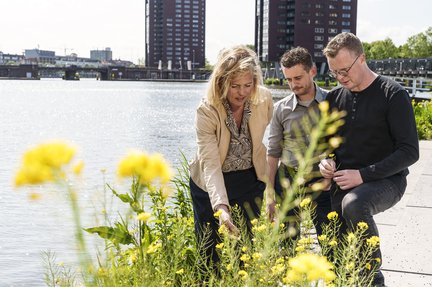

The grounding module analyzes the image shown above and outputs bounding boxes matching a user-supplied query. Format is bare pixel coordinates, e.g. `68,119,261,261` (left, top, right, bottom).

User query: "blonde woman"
189,45,273,265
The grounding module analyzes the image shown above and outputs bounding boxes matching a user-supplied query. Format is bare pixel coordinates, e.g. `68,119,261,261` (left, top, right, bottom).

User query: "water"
0,79,207,286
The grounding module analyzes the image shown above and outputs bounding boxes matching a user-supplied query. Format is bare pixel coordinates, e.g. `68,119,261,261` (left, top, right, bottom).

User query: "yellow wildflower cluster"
366,236,380,247
215,243,224,249
284,253,336,283
238,270,248,279
137,212,151,223
357,221,368,230
15,141,79,187
146,241,162,254
299,197,312,208
117,151,172,185
327,211,339,221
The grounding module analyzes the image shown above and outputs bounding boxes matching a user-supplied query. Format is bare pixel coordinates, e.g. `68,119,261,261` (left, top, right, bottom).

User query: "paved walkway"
375,140,432,286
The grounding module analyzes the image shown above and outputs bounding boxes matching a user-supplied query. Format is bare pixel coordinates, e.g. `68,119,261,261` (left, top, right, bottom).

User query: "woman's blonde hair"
206,45,264,106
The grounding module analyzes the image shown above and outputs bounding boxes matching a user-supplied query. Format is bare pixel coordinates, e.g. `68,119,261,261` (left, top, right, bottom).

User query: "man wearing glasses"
319,32,419,286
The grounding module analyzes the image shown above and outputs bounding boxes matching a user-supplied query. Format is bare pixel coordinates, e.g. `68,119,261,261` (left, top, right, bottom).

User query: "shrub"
413,100,432,140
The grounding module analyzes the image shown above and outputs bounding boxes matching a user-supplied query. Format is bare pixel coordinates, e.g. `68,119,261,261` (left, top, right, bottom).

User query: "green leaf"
84,225,134,245
112,189,134,204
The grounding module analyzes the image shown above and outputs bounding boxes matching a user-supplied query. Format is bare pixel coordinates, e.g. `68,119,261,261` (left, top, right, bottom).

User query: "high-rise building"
255,0,357,73
145,0,205,69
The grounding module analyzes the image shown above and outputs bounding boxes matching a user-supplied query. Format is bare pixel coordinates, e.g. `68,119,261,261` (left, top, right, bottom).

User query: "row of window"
175,0,201,3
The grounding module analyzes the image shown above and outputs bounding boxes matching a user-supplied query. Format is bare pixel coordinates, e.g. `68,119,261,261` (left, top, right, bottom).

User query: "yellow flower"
72,160,84,175
365,263,372,270
318,234,327,242
23,141,76,168
117,151,173,185
213,210,222,218
295,246,305,252
238,270,248,279
347,232,356,243
175,268,184,275
284,253,336,283
327,211,339,221
240,254,251,262
271,263,285,275
250,218,258,226
241,246,248,252
299,197,311,208
15,141,77,187
366,236,380,247
218,225,228,235
276,257,285,264
252,224,266,233
252,252,262,260
357,222,368,230
319,101,329,113
215,243,224,249
329,240,338,247
137,212,151,223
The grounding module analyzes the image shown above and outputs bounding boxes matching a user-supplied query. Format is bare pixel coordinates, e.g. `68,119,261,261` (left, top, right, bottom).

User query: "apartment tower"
255,0,357,73
145,0,205,69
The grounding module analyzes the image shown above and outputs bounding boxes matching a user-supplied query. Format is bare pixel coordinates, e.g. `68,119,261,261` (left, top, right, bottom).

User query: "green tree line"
363,27,432,59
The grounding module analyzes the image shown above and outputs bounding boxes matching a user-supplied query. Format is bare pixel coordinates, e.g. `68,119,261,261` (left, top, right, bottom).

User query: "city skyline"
0,0,430,65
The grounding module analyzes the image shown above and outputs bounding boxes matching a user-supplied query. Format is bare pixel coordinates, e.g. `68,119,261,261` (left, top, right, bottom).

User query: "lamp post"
192,49,195,80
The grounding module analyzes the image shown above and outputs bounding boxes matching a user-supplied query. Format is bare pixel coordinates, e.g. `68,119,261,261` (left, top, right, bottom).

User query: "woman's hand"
216,205,240,237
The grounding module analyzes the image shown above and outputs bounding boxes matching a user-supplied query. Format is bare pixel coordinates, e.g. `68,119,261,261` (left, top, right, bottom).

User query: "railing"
388,76,432,100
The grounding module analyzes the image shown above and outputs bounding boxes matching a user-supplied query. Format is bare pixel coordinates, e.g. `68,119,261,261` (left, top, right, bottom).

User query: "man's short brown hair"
280,47,314,71
323,32,364,58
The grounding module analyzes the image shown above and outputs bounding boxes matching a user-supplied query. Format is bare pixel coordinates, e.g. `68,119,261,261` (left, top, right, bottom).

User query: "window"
315,36,324,41
342,13,351,18
328,28,338,34
315,27,324,33
342,5,351,10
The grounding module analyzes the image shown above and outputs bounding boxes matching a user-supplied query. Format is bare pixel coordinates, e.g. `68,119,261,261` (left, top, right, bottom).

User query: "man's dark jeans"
331,173,407,285
274,164,332,238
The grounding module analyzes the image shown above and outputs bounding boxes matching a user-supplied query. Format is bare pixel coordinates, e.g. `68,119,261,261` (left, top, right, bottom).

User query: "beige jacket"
190,86,273,210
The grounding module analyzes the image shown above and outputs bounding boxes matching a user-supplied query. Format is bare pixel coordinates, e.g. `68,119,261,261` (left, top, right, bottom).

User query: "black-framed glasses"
328,54,361,78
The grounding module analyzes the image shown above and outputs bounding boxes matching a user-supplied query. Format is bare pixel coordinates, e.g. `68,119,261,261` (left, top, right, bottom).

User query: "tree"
368,38,398,59
405,27,432,58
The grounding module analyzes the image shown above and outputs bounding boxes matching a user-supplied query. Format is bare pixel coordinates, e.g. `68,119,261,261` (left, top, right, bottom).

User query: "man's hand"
216,205,240,237
333,169,363,190
319,158,336,179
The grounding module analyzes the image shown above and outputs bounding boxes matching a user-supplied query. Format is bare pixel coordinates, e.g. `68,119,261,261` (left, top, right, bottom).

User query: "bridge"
0,64,211,81
368,58,432,79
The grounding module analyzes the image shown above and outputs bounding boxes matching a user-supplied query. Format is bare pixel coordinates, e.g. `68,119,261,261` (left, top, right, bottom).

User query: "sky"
0,0,430,65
